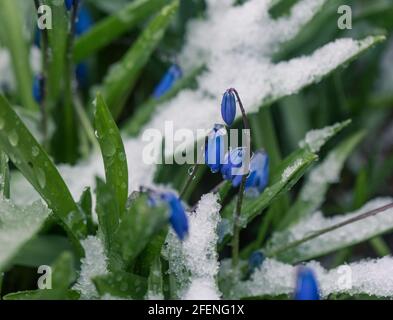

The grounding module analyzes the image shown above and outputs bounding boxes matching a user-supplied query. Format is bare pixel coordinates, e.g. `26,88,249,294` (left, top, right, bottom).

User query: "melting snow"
164,193,222,300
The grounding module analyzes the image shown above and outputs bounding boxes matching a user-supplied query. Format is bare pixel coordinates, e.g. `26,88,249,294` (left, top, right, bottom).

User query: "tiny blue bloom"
294,266,320,300
76,6,93,36
248,251,265,274
205,124,227,173
245,150,269,196
221,147,247,187
161,192,189,240
64,0,74,11
153,65,183,99
221,89,236,126
32,74,44,104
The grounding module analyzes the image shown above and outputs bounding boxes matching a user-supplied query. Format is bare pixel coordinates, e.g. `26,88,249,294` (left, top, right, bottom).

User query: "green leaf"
95,178,122,271
278,130,366,230
94,93,128,213
12,235,72,267
0,151,10,198
0,199,50,272
78,187,95,234
94,271,147,299
113,194,168,268
0,0,36,110
218,148,317,247
122,65,204,136
146,256,164,299
0,95,86,251
4,252,78,300
74,0,168,62
99,0,179,119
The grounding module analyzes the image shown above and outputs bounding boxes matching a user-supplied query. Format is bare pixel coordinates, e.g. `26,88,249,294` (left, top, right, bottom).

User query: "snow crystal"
164,193,222,300
231,256,393,299
266,198,393,263
299,122,348,153
0,199,50,270
281,159,304,181
73,236,108,300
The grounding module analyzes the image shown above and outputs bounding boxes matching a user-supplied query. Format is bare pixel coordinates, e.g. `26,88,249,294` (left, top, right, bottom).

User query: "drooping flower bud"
221,89,236,126
153,65,182,99
205,124,227,173
294,266,320,300
161,192,189,241
32,74,45,104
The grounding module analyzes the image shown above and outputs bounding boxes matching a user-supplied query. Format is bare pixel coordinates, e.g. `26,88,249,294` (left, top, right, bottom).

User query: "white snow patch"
164,193,222,300
231,256,393,299
266,198,393,263
73,236,108,300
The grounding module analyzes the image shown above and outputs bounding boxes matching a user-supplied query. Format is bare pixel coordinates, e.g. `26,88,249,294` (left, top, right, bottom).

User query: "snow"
265,198,393,263
164,193,222,300
73,236,108,300
0,198,50,271
281,159,304,181
230,256,393,299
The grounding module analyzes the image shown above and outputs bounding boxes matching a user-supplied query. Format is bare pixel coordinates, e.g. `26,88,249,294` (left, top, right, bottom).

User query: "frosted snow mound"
164,193,222,300
265,198,393,263
0,198,50,271
231,256,393,299
73,236,108,300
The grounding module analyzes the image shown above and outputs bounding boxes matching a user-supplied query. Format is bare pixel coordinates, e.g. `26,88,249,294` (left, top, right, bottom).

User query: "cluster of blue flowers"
205,89,270,196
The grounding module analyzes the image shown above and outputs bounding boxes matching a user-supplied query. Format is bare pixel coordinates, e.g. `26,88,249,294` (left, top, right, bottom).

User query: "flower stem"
266,202,393,258
229,89,251,269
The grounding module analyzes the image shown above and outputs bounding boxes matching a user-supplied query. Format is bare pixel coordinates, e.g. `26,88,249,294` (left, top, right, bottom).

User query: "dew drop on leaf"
8,130,19,146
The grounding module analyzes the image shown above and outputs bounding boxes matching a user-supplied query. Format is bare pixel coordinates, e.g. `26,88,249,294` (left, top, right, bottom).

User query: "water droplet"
35,167,46,189
188,166,195,176
102,142,116,157
32,146,39,157
8,130,19,146
94,130,100,138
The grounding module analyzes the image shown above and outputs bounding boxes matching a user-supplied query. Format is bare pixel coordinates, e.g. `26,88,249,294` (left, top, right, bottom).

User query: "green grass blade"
74,0,168,62
0,151,10,198
94,93,128,213
0,95,86,248
99,0,179,119
0,0,36,110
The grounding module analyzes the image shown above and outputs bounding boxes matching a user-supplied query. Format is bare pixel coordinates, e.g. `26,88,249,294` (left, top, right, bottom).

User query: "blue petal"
294,267,320,300
76,6,93,36
221,90,236,126
64,0,73,11
205,124,226,173
162,193,189,240
248,251,265,273
153,65,182,99
32,75,44,103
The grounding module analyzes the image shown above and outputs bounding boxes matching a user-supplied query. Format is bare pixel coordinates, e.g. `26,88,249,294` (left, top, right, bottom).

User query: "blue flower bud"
221,147,248,187
153,65,182,99
221,89,236,126
161,192,189,241
64,0,74,11
32,74,44,104
248,251,265,274
205,124,226,173
294,266,320,300
245,150,269,196
76,6,93,36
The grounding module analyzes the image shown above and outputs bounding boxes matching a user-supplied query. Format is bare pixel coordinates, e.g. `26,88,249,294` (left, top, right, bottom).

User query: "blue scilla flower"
76,6,93,36
221,147,248,187
153,65,183,99
161,192,189,241
64,0,75,11
32,74,44,104
205,124,227,173
294,266,320,300
245,150,269,196
221,89,236,126
248,251,265,274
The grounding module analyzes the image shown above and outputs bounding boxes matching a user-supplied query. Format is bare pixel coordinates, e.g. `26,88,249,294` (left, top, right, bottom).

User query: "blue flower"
153,65,182,99
161,192,189,241
248,251,265,274
64,0,75,11
221,89,236,126
245,150,269,196
205,124,227,173
221,147,248,187
76,6,93,36
32,74,44,104
294,266,320,300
